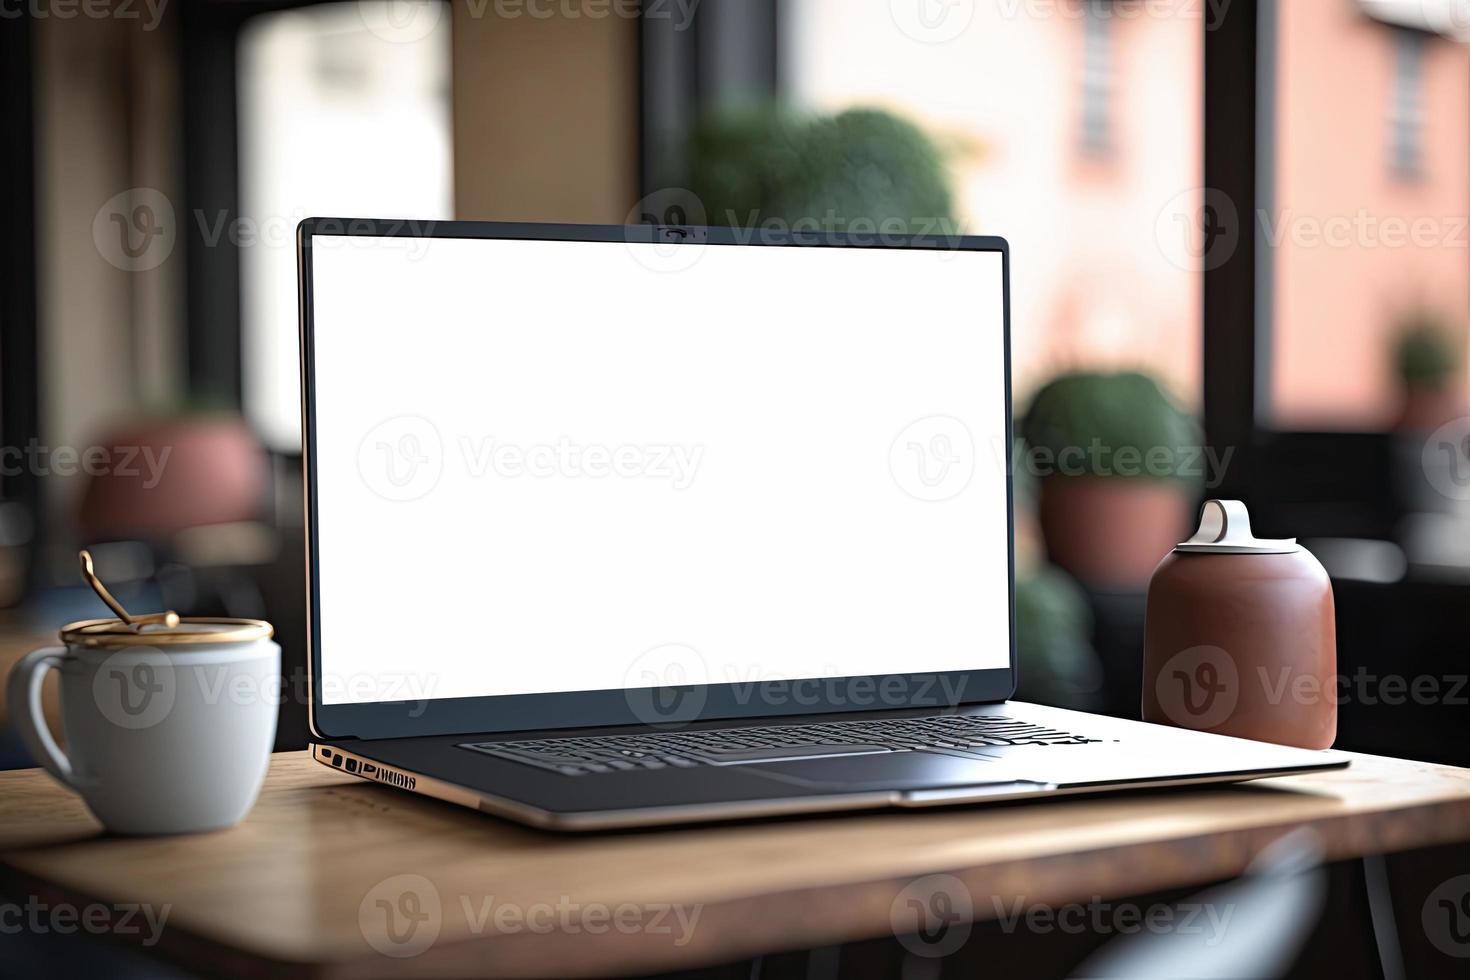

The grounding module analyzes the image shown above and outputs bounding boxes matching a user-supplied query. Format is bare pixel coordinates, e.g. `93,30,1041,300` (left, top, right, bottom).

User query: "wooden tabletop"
1,751,1469,978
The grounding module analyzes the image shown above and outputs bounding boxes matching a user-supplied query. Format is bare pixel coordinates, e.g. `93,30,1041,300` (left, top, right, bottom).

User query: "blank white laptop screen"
308,235,1010,705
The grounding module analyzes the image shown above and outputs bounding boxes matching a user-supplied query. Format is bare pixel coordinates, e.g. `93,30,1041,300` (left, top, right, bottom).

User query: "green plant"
685,106,953,233
1013,564,1102,711
1020,371,1200,481
1393,312,1460,392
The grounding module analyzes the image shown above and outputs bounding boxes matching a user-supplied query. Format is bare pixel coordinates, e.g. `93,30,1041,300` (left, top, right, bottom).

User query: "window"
1389,29,1426,179
1080,1,1114,156
783,0,1203,407
1268,1,1469,429
237,1,453,451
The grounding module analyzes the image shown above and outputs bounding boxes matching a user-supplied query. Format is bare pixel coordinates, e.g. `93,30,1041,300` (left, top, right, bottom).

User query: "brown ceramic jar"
1142,500,1337,750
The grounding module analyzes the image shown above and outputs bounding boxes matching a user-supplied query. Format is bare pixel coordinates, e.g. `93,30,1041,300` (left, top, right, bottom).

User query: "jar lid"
59,549,273,647
1174,499,1299,555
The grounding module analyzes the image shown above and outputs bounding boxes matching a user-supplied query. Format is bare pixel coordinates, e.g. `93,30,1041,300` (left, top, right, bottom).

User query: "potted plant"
1392,311,1464,432
1012,464,1103,710
1013,563,1103,711
1388,312,1470,520
1020,371,1201,590
686,106,953,233
77,409,268,543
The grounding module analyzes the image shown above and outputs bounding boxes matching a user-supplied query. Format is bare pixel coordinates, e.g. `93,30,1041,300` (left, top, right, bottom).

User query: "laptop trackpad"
747,751,1025,791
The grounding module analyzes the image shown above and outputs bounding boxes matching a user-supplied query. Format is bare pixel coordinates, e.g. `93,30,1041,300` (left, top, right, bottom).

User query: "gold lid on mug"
59,551,273,648
60,617,273,648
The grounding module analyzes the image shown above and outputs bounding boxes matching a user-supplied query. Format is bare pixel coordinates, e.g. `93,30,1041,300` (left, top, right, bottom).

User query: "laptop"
297,218,1347,831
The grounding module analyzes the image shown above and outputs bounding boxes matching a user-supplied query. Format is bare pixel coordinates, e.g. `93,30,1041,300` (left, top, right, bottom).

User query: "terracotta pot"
77,415,267,541
1142,500,1336,750
1036,476,1193,590
1395,386,1467,433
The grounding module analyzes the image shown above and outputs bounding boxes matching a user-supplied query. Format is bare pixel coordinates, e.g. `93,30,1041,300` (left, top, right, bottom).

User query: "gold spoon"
79,550,180,631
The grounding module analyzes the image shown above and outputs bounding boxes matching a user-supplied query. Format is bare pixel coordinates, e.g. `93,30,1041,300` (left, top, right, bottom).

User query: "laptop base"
311,702,1349,832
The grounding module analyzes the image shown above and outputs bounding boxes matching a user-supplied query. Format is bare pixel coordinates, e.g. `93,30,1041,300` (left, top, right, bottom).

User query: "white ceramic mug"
6,619,280,835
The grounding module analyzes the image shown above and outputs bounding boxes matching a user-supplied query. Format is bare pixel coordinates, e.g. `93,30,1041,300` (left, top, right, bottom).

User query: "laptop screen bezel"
298,218,1016,740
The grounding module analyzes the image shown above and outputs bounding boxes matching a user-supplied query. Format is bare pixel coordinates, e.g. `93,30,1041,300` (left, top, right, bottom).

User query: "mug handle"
6,647,88,791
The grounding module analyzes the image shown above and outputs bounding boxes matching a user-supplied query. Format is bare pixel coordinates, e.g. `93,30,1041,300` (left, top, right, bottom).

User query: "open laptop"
298,218,1346,831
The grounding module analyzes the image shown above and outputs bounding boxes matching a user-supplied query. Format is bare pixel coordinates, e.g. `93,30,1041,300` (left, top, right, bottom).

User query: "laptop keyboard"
460,714,1100,777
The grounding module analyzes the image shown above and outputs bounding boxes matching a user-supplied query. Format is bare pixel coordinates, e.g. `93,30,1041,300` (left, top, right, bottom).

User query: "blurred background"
1,0,1468,768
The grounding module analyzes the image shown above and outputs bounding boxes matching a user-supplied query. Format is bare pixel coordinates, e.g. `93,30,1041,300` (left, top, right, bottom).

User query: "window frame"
180,0,328,412
0,10,41,593
639,0,778,192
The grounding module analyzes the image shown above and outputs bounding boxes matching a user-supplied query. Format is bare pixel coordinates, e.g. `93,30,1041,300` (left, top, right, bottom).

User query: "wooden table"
1,751,1469,978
